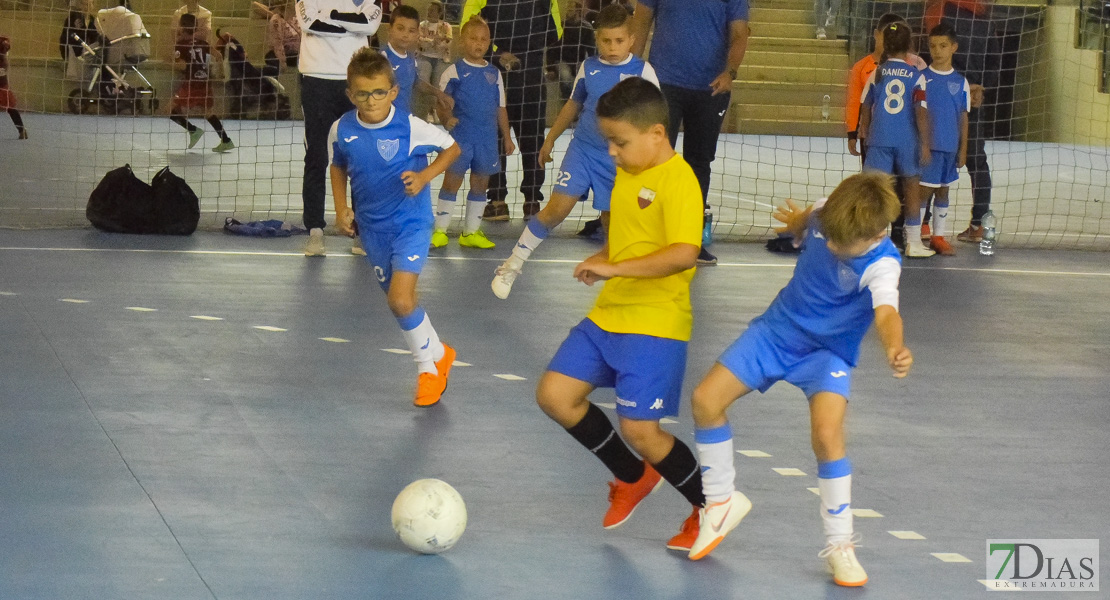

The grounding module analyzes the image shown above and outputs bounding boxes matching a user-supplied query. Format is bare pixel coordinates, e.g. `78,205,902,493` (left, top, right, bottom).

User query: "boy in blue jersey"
859,21,934,258
329,48,462,408
918,23,969,257
490,5,659,299
687,173,914,588
537,78,708,553
431,17,515,250
383,5,452,117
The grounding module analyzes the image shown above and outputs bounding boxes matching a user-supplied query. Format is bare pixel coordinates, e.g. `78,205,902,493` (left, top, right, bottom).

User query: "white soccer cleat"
904,242,935,258
820,534,868,587
491,260,522,299
304,228,326,257
351,237,367,256
688,491,752,560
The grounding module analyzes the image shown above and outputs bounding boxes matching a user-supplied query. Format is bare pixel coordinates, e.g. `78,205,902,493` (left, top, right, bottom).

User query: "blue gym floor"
0,228,1107,599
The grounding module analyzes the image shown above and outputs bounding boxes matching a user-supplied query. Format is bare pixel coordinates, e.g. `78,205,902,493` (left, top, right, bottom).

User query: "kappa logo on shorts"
649,398,664,410
377,138,400,161
830,371,848,378
637,187,656,209
485,71,498,84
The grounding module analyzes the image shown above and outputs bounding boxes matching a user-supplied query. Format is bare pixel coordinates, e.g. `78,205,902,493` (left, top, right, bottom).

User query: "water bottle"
703,211,714,246
979,210,996,256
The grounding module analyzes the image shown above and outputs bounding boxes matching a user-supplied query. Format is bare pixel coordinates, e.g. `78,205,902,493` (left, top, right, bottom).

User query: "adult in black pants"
296,0,382,256
632,0,750,264
467,0,560,221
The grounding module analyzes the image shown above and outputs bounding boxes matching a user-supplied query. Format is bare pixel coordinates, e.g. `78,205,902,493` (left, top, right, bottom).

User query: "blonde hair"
817,173,900,245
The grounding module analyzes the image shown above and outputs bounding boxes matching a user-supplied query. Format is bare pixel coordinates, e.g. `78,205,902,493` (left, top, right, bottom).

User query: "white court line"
125,307,158,312
738,450,772,457
807,487,820,495
932,553,972,563
252,325,287,332
452,361,472,367
772,467,807,476
3,245,1107,277
319,337,350,343
888,530,926,540
596,402,616,409
59,298,89,303
0,291,17,296
852,509,884,518
190,315,224,321
660,417,678,424
493,374,527,381
381,348,411,355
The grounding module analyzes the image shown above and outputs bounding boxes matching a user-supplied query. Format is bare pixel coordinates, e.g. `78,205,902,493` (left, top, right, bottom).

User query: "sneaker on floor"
213,139,235,153
603,462,663,529
820,534,868,587
523,200,541,220
435,342,456,392
956,224,983,243
459,230,496,249
414,371,447,407
431,229,449,248
688,491,752,560
666,506,701,551
482,200,510,222
187,128,204,149
18,129,28,140
904,242,935,258
930,236,956,256
491,260,522,299
351,237,367,256
816,27,827,40
920,223,931,240
697,247,718,265
304,228,326,256
577,218,602,238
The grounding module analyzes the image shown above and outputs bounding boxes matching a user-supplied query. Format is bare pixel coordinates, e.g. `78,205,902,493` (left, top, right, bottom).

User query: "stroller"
67,6,157,115
216,30,291,120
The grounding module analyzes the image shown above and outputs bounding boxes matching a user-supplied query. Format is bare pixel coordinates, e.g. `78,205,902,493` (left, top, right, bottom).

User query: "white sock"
464,191,485,235
694,423,736,504
919,205,928,225
435,190,457,231
818,458,853,544
397,308,444,374
904,224,922,246
511,218,551,265
933,198,949,238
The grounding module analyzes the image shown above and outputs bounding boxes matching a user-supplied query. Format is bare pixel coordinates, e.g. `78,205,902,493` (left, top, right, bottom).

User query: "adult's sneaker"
697,247,718,265
213,139,235,153
187,128,204,149
482,200,510,222
459,230,496,249
491,260,522,299
820,534,868,587
666,506,701,551
603,462,663,529
956,224,983,243
688,491,752,560
304,228,326,257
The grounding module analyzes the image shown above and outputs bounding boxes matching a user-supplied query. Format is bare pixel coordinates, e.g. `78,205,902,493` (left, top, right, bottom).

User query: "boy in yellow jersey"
535,77,706,552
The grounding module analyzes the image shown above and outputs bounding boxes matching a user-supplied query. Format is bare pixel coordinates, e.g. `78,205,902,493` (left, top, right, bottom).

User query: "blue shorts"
448,134,500,177
864,144,920,178
555,141,615,211
358,226,432,290
717,320,853,399
920,150,959,188
547,318,687,420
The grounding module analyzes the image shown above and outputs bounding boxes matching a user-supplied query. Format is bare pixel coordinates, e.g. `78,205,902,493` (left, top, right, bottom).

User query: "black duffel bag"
151,166,199,235
86,165,199,235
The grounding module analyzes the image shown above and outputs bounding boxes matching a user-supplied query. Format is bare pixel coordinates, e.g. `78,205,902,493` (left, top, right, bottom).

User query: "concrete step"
753,0,812,11
733,103,845,123
731,119,845,137
733,81,847,107
742,50,851,70
749,7,812,25
748,37,848,52
737,64,845,85
752,21,823,40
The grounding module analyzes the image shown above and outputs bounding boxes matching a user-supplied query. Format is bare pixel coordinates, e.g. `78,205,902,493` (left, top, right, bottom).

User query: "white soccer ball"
391,479,467,554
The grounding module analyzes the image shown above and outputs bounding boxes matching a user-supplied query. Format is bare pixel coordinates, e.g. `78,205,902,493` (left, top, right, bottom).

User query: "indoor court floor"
0,228,1106,599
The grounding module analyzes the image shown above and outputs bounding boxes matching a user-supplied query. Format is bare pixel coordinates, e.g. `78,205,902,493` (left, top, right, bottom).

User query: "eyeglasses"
350,88,392,103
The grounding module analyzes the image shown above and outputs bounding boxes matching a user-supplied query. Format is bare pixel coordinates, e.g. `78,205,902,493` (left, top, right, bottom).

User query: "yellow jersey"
587,154,703,341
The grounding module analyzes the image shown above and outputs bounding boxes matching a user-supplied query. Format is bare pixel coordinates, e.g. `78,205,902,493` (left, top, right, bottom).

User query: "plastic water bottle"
979,210,996,256
703,211,714,246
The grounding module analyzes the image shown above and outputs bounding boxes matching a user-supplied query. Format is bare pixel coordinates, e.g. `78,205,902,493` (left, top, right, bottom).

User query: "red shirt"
0,50,9,90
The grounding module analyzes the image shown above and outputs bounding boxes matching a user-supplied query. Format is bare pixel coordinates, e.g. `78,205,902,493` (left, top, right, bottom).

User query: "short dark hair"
595,3,631,31
875,12,905,31
881,21,911,55
348,46,397,85
391,4,420,24
179,12,197,28
596,77,668,133
929,22,958,44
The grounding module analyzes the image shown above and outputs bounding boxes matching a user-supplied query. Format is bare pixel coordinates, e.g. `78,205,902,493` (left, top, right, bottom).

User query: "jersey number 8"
883,79,906,115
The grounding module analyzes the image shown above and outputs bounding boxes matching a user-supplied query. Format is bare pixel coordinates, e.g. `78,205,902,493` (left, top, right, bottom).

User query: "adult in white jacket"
297,0,382,256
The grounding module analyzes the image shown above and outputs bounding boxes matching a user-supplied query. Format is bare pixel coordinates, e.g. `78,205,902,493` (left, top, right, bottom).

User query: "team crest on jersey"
837,262,857,290
948,81,961,95
637,187,656,209
377,138,400,161
485,71,498,84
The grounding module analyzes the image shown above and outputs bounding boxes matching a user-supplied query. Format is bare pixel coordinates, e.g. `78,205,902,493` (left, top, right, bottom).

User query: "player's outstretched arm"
575,242,698,285
402,142,461,196
772,198,812,240
874,304,912,378
330,164,354,236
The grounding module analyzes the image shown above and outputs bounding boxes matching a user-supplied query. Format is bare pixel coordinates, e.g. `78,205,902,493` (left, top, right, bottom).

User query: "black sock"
653,439,705,507
565,402,644,484
170,115,197,132
8,109,24,131
206,116,230,142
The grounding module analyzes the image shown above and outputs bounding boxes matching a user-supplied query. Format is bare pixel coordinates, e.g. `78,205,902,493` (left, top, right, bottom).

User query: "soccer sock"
652,438,706,507
904,211,922,246
206,116,231,142
933,194,950,238
435,189,457,231
694,423,736,504
170,115,197,132
464,191,486,234
565,402,645,484
8,109,24,132
817,457,854,544
508,218,550,269
396,306,444,375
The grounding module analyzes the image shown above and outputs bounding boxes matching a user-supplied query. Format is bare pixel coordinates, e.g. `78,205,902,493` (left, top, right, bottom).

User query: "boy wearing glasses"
328,47,462,407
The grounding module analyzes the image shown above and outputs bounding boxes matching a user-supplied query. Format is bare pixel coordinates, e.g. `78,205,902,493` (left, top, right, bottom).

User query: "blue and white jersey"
570,55,659,152
438,58,505,143
383,42,418,114
924,66,969,153
328,106,455,232
638,0,749,90
756,200,902,366
862,58,927,149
